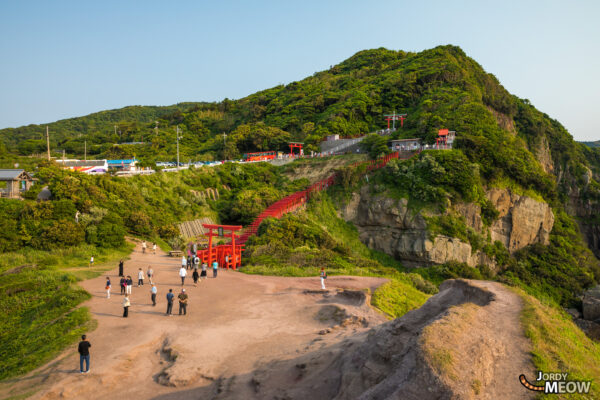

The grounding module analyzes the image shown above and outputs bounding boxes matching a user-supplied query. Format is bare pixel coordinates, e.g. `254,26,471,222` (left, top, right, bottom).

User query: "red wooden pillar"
231,232,237,270
207,228,214,265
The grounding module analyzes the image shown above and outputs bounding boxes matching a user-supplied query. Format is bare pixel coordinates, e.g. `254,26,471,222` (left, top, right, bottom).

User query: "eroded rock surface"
486,188,554,252
344,186,553,267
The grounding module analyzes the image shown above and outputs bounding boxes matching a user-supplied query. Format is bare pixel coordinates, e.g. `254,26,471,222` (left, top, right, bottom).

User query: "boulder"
582,285,600,322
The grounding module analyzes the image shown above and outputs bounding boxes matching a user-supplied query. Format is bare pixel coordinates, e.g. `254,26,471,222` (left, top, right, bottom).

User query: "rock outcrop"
486,188,554,253
343,186,554,268
583,285,600,322
535,135,554,174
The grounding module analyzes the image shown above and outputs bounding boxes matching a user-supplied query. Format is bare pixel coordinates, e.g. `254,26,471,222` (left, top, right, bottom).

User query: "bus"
242,151,277,162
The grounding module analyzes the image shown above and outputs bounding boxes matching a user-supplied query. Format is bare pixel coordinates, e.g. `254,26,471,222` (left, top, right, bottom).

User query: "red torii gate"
383,112,407,129
197,224,244,270
289,142,303,157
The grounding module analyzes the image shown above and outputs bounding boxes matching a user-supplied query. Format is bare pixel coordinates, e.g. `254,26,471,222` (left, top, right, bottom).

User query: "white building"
390,138,421,151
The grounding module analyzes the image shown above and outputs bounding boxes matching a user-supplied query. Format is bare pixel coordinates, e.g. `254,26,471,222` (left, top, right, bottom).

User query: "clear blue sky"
1,1,599,140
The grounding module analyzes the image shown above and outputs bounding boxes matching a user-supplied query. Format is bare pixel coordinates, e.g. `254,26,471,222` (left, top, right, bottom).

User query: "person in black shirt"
78,335,91,373
118,259,124,277
166,289,174,316
120,277,126,295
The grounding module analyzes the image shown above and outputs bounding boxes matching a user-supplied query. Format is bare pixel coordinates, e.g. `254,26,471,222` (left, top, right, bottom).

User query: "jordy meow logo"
519,371,592,394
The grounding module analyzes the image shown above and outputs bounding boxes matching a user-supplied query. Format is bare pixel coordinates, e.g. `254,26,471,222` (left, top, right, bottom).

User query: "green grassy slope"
0,243,133,380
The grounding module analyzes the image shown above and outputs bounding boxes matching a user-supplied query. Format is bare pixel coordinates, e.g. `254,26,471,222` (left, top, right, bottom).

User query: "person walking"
78,335,91,373
192,266,199,287
193,255,200,269
320,267,327,290
142,240,147,254
152,243,157,254
179,266,187,286
105,276,111,299
137,268,145,287
120,276,126,295
150,284,157,306
123,295,130,317
118,259,124,277
212,261,218,278
178,289,188,316
181,255,187,270
89,255,94,268
166,289,174,316
126,276,133,294
187,255,192,270
147,266,154,285
200,262,207,280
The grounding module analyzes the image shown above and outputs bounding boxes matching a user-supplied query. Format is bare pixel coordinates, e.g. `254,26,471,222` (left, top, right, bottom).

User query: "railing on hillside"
323,137,365,154
237,150,421,244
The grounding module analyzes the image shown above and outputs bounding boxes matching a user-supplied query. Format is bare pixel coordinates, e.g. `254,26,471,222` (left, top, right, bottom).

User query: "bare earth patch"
0,244,534,399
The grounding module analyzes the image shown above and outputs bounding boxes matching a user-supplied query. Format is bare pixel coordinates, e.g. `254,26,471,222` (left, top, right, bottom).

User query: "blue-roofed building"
107,159,139,171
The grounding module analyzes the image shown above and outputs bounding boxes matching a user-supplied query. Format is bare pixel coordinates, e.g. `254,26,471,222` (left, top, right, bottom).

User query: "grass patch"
420,303,479,383
371,279,431,318
488,176,545,203
513,287,600,399
0,242,133,381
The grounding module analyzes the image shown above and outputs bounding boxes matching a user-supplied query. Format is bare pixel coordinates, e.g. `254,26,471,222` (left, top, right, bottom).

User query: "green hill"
2,45,600,383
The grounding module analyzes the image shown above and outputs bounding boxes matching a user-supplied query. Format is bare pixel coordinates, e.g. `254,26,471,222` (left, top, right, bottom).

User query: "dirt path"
0,243,387,400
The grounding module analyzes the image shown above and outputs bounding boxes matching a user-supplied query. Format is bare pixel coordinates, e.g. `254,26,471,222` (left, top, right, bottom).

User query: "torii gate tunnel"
196,224,244,270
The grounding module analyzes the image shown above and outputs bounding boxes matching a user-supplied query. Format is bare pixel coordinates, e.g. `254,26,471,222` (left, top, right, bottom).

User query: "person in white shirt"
320,268,327,290
152,243,157,254
181,256,187,269
150,284,157,306
142,241,147,254
138,268,145,286
179,267,187,286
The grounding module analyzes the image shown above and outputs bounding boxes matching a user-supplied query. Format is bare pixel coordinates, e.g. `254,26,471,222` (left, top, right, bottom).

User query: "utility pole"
223,132,227,146
62,149,65,164
46,126,50,160
176,126,183,171
114,125,117,137
84,140,87,161
155,121,159,135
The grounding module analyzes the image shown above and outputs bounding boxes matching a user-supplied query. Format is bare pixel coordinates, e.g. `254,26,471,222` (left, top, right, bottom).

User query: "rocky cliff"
342,186,554,268
486,188,554,252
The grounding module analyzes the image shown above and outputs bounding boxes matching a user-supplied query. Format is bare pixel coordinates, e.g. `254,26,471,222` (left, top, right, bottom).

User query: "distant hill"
3,45,600,201
581,140,600,148
2,45,599,176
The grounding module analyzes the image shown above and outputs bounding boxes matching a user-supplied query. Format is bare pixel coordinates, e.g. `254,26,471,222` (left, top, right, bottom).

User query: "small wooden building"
0,169,35,199
390,138,421,151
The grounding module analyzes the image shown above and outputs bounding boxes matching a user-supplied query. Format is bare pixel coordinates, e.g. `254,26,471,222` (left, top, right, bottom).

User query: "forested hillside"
4,46,599,172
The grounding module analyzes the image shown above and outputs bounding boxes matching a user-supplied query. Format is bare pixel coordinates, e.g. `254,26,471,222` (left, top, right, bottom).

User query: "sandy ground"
0,243,387,400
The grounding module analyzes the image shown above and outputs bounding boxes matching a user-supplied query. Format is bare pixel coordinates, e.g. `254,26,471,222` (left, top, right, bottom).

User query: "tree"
361,134,389,159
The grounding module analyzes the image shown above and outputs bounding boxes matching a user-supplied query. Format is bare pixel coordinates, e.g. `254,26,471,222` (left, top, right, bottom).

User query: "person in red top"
78,335,91,373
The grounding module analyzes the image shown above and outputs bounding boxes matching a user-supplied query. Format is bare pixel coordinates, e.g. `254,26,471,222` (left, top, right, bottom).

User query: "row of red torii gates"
192,149,423,271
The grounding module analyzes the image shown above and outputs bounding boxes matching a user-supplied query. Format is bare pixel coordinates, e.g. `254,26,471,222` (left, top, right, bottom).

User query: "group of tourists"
104,245,222,319
83,242,332,375
180,255,214,286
